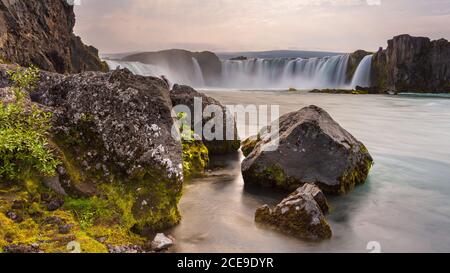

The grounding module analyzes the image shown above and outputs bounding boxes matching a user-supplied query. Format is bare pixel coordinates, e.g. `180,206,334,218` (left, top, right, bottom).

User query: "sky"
73,0,450,54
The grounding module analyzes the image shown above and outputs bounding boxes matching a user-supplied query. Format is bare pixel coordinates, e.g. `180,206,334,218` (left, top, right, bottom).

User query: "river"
170,90,450,253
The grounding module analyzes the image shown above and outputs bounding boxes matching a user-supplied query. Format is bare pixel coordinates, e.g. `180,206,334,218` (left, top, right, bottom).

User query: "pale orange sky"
74,0,450,53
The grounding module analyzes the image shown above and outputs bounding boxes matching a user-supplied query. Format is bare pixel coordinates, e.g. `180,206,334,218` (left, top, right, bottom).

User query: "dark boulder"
255,184,332,241
37,68,184,231
170,84,240,155
242,105,373,195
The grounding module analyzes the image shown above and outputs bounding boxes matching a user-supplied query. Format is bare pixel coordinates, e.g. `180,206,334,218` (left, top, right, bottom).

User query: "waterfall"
105,58,204,88
350,54,373,88
220,55,350,89
105,53,373,90
191,57,205,87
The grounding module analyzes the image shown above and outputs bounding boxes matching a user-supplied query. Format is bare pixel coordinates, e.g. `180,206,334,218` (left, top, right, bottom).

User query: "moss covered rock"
0,176,145,253
242,105,373,195
255,184,332,241
182,140,209,179
241,135,260,157
35,69,184,233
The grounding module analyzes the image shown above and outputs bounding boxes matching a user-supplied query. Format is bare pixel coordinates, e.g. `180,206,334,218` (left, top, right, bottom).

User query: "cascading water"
350,54,373,88
105,53,372,90
105,60,165,77
105,58,205,88
221,55,350,89
191,57,205,87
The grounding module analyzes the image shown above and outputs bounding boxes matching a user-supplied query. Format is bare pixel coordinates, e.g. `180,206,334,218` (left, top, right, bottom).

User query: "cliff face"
347,50,372,83
0,0,105,73
122,49,222,86
372,34,450,92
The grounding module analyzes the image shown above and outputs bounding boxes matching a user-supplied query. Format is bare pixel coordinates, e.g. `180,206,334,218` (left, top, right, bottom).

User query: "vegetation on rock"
0,66,60,180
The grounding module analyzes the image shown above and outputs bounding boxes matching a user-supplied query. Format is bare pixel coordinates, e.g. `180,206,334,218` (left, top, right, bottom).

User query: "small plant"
177,112,195,142
0,66,60,180
6,65,40,102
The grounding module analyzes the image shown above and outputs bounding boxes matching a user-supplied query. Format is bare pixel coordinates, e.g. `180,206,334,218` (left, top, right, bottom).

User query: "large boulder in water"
170,84,240,154
37,68,184,232
242,105,373,195
255,184,332,241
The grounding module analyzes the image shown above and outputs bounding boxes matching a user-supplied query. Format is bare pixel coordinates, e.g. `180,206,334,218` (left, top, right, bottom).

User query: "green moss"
182,140,209,179
338,157,373,195
241,136,260,157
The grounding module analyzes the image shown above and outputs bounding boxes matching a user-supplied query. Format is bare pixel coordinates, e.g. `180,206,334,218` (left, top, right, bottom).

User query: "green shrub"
0,66,60,180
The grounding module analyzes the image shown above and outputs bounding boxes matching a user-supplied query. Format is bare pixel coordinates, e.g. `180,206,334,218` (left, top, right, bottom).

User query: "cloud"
74,0,450,53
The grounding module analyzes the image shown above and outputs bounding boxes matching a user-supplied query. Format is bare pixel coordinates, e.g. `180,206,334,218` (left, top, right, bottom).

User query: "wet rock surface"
242,105,373,194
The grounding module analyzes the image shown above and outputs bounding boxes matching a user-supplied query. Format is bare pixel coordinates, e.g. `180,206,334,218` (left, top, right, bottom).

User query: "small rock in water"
255,184,332,241
151,233,174,251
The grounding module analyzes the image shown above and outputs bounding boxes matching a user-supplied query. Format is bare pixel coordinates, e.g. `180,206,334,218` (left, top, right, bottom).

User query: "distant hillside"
216,50,343,60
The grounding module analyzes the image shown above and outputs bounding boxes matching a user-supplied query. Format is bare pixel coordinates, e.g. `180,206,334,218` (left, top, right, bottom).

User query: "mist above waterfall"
105,51,373,90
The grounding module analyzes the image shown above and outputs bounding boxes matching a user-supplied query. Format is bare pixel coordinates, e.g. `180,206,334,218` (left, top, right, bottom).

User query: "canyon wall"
372,34,450,93
0,0,106,73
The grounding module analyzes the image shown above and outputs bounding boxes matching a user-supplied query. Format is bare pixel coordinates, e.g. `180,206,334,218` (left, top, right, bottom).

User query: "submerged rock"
255,184,332,241
150,233,174,251
242,105,373,194
170,84,240,154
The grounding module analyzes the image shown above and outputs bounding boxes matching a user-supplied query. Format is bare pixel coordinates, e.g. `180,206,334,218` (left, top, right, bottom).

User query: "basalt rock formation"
372,34,450,93
0,0,106,73
242,105,373,195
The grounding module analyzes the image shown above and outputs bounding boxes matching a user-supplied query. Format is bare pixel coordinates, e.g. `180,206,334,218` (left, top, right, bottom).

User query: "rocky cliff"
347,50,372,82
372,34,450,93
0,0,106,73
